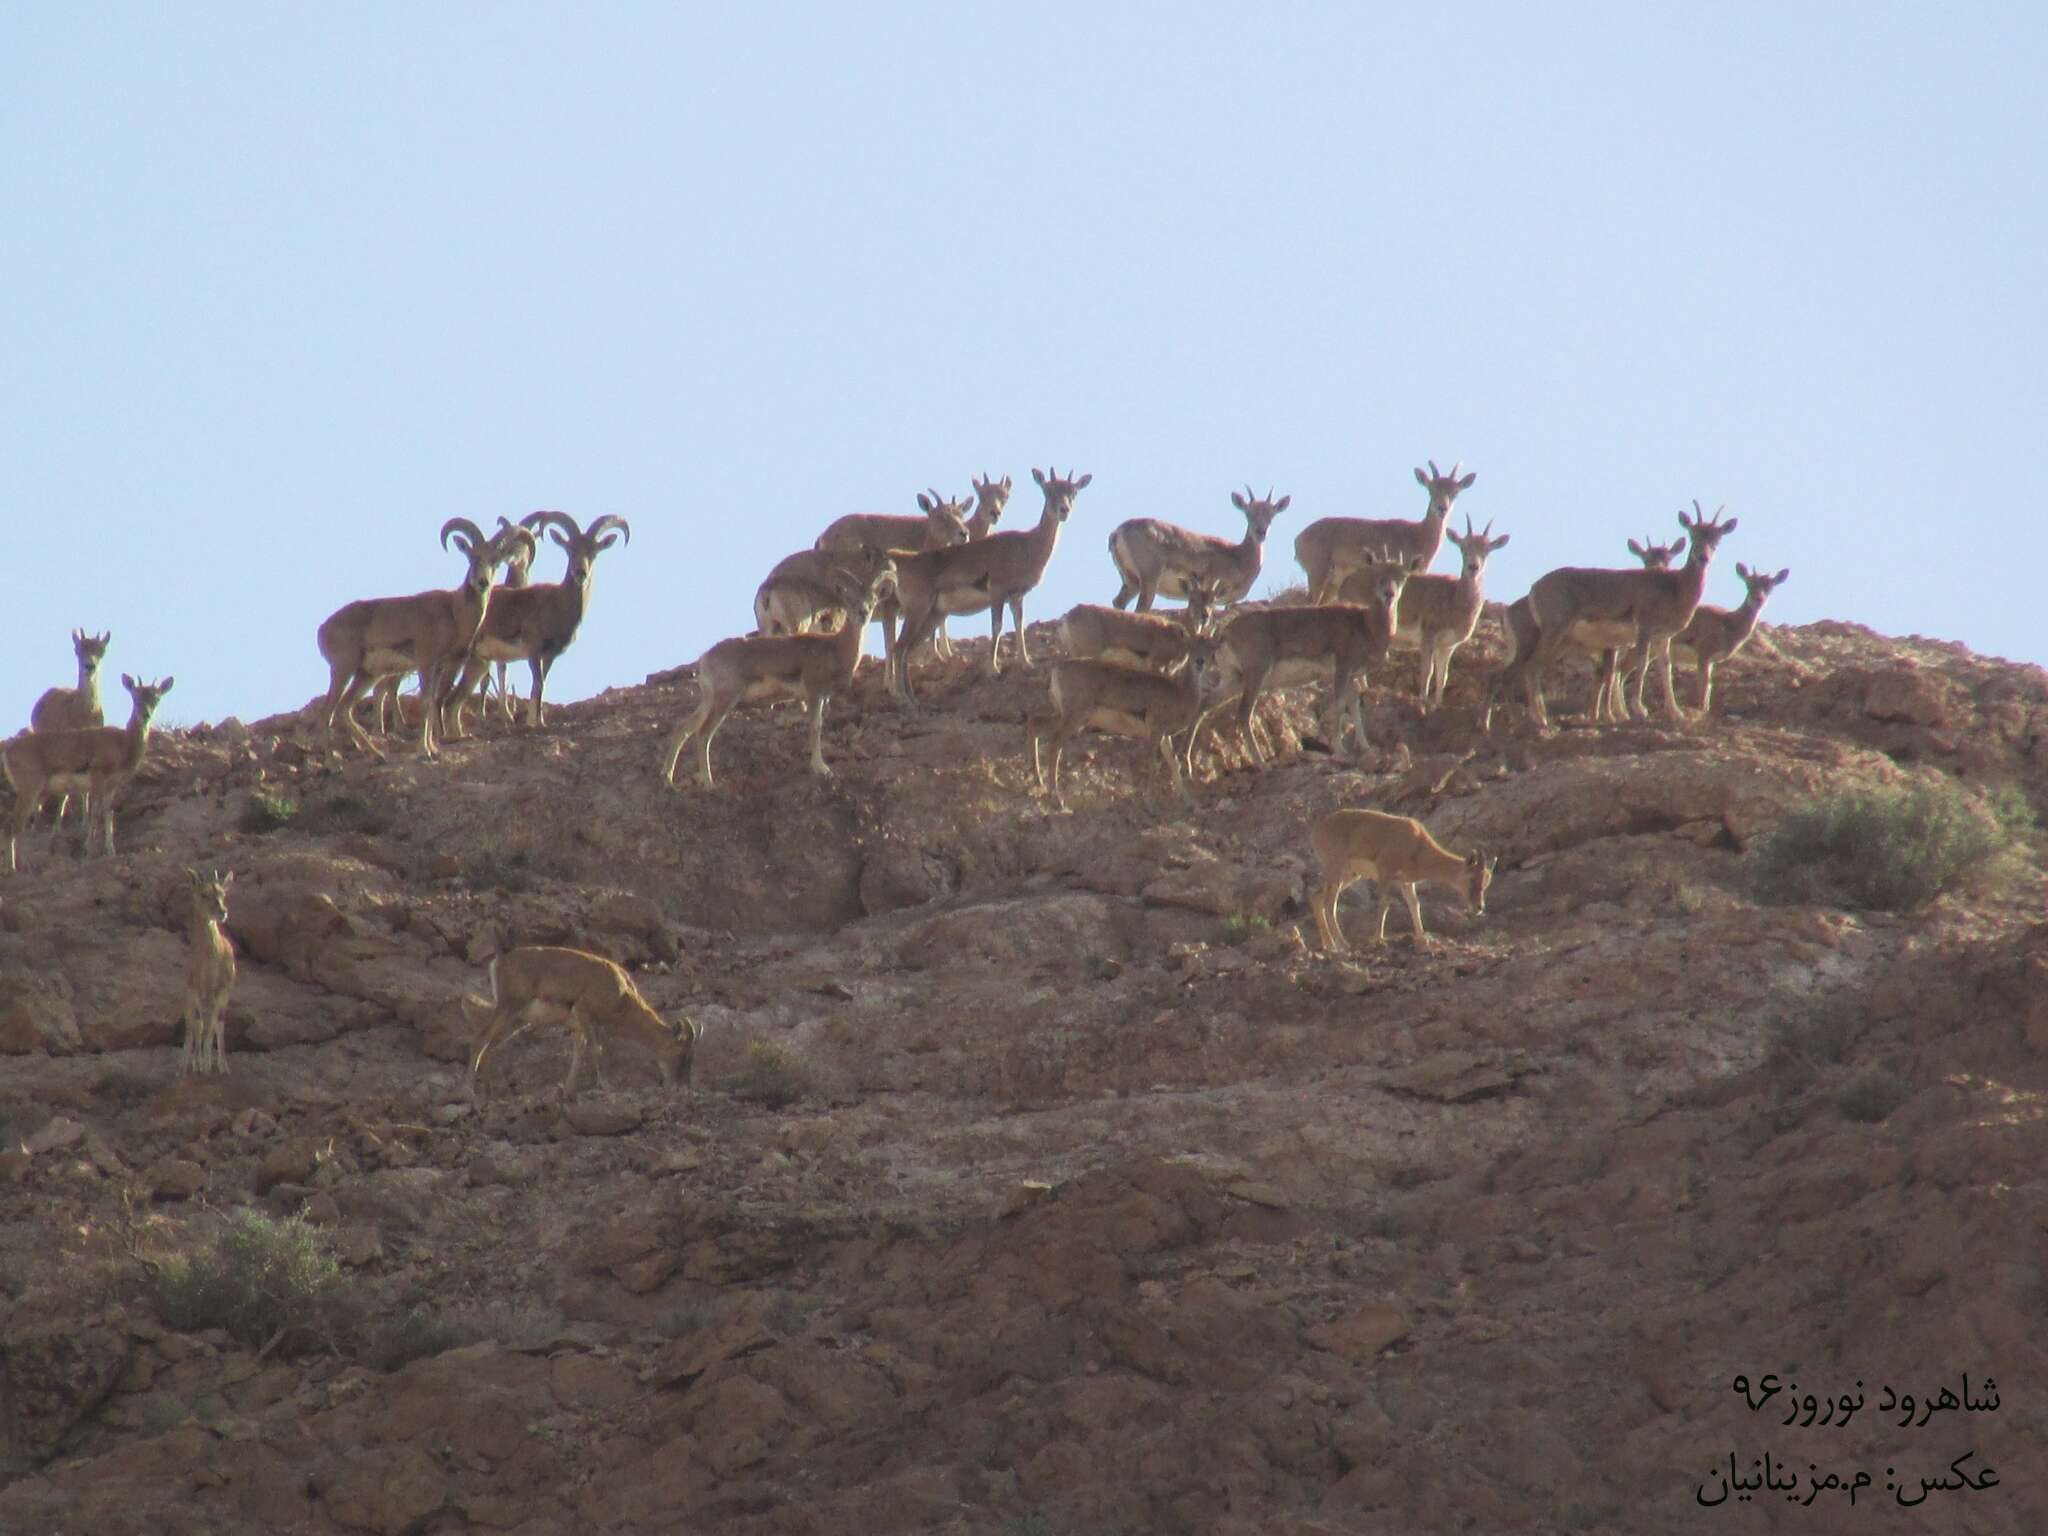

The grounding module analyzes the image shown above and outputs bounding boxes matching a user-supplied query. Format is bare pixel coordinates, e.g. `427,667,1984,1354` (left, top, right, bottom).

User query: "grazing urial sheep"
1309,809,1496,952
466,945,701,1100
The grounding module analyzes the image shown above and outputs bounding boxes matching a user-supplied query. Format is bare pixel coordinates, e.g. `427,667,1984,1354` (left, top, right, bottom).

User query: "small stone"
562,1100,645,1137
995,1181,1056,1220
1224,1181,1292,1210
255,1139,319,1194
335,1227,383,1267
1310,1302,1410,1362
302,1191,342,1226
24,1117,83,1154
146,1159,208,1200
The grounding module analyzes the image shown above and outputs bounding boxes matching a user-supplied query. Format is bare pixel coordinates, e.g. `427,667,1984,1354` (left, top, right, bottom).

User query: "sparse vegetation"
363,1305,479,1372
238,787,299,833
1750,780,2019,912
463,849,537,893
1838,1066,1913,1124
726,1040,811,1108
152,1209,348,1355
1222,912,1272,942
445,1302,562,1353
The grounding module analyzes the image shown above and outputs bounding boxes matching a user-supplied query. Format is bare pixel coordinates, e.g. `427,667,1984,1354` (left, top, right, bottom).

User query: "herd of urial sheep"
3,462,1788,1095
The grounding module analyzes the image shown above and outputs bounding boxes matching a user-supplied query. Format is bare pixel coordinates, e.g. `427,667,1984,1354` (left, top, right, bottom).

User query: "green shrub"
726,1041,810,1109
154,1210,348,1354
1222,913,1273,942
238,788,298,834
1838,1067,1913,1124
1750,782,2013,912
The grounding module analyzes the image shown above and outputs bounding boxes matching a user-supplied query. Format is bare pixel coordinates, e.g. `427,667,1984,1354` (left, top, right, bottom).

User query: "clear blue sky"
5,4,2043,728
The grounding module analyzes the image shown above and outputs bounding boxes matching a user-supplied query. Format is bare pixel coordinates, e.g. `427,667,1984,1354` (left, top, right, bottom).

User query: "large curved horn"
585,514,632,545
440,516,487,553
520,510,582,541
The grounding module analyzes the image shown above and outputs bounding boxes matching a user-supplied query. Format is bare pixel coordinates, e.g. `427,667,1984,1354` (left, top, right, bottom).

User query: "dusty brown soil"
2,614,2045,1535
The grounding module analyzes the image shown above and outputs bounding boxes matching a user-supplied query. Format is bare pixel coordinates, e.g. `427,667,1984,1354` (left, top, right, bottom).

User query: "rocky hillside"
2,614,2045,1535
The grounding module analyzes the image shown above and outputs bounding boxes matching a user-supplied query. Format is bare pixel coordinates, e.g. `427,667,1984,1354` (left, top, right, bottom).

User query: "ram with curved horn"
315,515,534,759
373,511,546,735
447,510,633,733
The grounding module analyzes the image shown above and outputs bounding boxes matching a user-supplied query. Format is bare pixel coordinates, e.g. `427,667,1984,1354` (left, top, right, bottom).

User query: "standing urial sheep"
180,868,236,1075
813,489,973,666
1058,583,1217,673
754,543,896,639
1357,515,1510,708
1670,562,1790,714
1107,485,1288,612
4,674,174,873
1515,501,1737,727
28,627,112,833
466,945,701,1100
1028,634,1226,811
1483,534,1682,731
662,563,895,789
1204,550,1416,765
890,468,1092,703
1309,808,1496,952
374,512,551,735
931,472,1015,657
315,517,535,760
445,510,634,733
1295,461,1476,604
